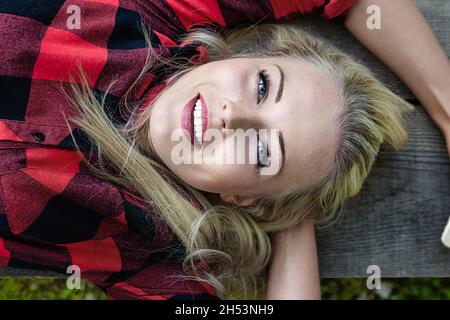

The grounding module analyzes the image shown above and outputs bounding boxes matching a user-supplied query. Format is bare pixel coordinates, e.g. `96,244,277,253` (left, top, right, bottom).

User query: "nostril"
221,104,227,131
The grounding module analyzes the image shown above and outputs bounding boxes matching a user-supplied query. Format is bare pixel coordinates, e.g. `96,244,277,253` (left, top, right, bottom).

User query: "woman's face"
148,57,342,206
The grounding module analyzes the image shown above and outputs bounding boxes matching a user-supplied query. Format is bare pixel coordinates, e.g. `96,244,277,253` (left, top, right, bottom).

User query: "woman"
0,0,449,300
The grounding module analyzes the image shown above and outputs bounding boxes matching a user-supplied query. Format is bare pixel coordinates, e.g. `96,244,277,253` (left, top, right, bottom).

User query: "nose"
221,98,260,130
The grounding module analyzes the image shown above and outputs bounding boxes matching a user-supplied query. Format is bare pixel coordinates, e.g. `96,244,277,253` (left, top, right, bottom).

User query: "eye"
257,69,271,104
256,131,271,172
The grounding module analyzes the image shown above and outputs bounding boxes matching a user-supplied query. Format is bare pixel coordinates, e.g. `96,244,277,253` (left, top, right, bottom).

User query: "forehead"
262,56,343,194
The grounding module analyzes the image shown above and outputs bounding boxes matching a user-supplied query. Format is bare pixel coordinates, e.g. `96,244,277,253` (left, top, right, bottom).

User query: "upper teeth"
193,98,202,145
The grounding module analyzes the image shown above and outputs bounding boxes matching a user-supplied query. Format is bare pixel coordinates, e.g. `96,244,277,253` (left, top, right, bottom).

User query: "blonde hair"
62,22,413,299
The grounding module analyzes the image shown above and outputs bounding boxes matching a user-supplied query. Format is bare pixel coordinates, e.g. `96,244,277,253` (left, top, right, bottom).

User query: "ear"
220,194,255,207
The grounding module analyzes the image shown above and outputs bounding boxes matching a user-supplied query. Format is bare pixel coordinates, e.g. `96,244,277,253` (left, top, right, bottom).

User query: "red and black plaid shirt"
0,0,357,300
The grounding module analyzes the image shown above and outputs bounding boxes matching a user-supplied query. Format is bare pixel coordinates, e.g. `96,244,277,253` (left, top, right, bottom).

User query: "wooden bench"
313,0,450,278
1,0,449,280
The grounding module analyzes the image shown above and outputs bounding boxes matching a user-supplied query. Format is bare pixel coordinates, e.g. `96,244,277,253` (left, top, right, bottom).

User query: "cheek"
172,148,256,192
193,163,256,192
203,64,244,96
149,108,170,156
201,134,258,178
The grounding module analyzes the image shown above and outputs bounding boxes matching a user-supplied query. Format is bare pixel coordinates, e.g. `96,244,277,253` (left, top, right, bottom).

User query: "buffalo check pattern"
0,0,357,300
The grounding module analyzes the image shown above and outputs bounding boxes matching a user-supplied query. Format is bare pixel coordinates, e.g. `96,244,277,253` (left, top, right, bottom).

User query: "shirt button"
32,132,46,142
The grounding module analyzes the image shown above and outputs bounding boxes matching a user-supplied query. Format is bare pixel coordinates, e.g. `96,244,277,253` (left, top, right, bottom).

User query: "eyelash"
256,69,271,171
257,69,271,104
257,133,271,171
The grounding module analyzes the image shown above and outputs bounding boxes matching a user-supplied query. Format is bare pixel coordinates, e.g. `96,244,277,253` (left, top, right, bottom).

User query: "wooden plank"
288,0,450,101
314,0,450,277
316,104,450,277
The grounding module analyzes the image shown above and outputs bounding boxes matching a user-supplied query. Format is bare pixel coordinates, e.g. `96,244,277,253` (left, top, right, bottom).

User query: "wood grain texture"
316,105,450,277
288,0,450,101
1,0,449,279
313,0,450,278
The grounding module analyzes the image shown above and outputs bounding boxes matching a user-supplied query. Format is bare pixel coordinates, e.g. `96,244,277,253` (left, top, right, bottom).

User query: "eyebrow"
274,64,284,103
273,64,285,175
277,130,285,176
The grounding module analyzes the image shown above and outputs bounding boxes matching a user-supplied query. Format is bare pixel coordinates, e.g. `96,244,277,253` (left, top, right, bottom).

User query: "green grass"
0,277,448,300
321,278,450,300
0,277,107,300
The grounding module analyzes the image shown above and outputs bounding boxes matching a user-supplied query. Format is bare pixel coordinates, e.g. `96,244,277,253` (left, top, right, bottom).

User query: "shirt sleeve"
0,147,219,300
135,0,358,41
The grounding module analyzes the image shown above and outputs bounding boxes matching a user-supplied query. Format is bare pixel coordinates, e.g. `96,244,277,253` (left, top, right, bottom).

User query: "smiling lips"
181,93,208,147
